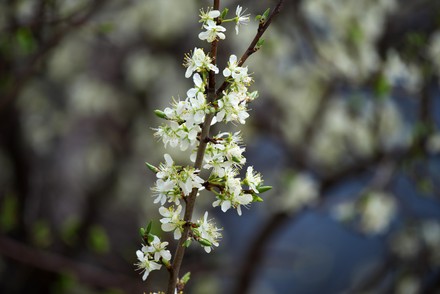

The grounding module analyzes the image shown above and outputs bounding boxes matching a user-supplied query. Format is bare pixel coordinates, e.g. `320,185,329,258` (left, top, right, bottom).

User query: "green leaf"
51,272,75,293
16,27,36,54
261,8,271,22
0,193,18,232
374,74,391,98
95,22,114,34
32,220,52,248
61,218,80,245
257,186,272,193
184,238,192,247
220,8,229,19
146,221,152,234
147,233,155,244
88,225,110,254
181,272,191,284
256,38,265,48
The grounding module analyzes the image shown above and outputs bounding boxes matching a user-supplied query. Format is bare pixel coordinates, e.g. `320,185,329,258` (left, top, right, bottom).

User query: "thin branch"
216,0,285,96
166,2,220,292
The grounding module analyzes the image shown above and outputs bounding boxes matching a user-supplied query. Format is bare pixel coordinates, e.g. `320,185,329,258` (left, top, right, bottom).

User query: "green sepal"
145,162,159,173
198,238,212,247
181,272,191,284
257,186,272,193
154,109,167,119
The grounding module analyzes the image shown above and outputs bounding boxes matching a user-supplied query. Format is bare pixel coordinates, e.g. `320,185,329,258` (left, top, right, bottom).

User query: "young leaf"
181,272,191,284
257,186,272,193
220,8,229,19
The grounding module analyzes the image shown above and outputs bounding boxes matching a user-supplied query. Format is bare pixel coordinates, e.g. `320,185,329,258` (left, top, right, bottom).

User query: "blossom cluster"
136,5,269,284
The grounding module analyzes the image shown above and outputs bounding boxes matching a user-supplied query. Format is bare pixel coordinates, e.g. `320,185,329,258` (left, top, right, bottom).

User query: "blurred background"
1,0,440,293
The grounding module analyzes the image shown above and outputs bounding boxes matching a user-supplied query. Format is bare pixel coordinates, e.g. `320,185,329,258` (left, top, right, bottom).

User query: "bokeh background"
1,0,440,293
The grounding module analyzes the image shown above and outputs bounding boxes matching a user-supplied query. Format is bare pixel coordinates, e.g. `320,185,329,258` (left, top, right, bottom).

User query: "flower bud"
198,238,213,247
154,109,168,119
145,162,159,173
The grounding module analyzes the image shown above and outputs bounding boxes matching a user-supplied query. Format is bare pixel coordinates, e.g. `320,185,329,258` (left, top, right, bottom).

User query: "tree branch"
216,0,286,96
166,2,220,292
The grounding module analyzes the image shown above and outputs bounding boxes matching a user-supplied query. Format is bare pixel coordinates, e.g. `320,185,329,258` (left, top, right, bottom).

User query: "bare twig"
216,0,286,96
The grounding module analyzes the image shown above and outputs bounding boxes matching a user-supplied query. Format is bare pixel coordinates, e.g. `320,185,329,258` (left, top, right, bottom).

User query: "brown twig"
216,0,286,96
165,1,220,292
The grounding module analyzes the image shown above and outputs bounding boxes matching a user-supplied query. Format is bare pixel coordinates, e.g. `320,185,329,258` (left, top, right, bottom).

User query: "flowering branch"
135,1,283,293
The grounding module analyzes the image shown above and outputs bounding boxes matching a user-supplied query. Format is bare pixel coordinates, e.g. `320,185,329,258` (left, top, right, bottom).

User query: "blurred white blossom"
360,191,396,234
280,174,319,213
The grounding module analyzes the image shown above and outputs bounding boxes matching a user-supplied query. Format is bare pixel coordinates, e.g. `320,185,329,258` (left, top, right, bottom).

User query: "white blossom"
197,212,222,253
199,8,220,24
183,47,219,78
143,236,172,262
245,166,262,193
152,178,176,205
159,205,184,240
212,171,253,216
198,20,226,43
216,91,250,124
361,191,396,234
280,174,319,213
135,249,162,281
154,121,201,151
234,6,250,34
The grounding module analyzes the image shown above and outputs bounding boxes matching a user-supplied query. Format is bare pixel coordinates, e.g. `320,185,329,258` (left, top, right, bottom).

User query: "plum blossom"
135,250,162,281
143,236,172,262
234,6,250,34
212,171,253,216
183,47,219,78
139,3,269,284
199,8,220,24
159,205,184,240
197,212,222,253
360,191,396,234
244,166,262,193
199,20,226,42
